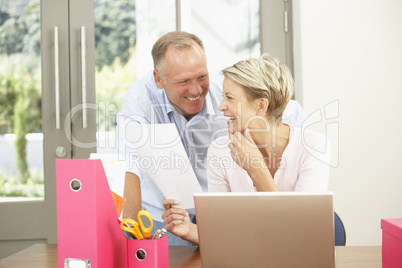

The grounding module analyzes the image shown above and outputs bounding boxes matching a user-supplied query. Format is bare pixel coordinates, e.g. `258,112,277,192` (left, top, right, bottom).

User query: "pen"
152,229,162,240
160,228,167,238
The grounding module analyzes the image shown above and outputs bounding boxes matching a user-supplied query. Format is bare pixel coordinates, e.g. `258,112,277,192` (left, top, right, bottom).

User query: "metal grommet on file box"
64,258,91,267
136,248,147,261
69,179,82,192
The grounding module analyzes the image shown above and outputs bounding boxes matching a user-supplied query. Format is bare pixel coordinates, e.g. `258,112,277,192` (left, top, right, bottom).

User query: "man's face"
154,43,209,121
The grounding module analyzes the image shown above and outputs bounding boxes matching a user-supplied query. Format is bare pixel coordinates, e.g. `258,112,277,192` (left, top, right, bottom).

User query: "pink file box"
56,159,127,268
381,218,402,268
127,236,169,268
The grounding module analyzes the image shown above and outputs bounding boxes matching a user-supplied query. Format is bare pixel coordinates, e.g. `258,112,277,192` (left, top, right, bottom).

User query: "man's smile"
184,95,201,101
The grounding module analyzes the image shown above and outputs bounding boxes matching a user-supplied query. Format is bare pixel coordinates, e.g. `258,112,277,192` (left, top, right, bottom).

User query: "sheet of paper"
125,123,202,209
89,153,126,198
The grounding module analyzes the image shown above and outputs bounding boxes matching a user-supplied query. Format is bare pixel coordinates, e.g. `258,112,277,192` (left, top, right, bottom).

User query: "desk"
0,244,381,268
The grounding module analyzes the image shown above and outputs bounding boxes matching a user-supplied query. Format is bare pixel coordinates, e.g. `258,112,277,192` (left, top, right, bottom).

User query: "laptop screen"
194,192,335,268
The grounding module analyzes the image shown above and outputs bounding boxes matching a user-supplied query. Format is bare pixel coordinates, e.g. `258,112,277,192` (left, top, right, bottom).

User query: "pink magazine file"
56,159,127,268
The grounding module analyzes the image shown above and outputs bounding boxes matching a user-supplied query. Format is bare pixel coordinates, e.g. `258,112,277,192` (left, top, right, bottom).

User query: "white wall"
293,0,402,245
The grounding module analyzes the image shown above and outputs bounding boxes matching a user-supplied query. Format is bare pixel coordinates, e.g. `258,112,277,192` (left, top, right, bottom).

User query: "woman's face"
219,77,261,134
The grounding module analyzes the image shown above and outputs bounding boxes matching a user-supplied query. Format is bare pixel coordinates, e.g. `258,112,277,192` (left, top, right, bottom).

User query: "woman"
162,55,331,245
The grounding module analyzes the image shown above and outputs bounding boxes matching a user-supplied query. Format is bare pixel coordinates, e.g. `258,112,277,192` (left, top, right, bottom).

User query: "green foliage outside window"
94,0,136,70
0,56,41,184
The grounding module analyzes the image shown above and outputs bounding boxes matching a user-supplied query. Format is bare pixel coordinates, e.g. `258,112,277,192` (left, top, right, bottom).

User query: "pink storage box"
127,236,169,268
381,218,402,268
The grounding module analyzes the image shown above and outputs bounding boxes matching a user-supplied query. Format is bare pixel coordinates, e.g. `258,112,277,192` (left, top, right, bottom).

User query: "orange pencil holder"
127,236,169,268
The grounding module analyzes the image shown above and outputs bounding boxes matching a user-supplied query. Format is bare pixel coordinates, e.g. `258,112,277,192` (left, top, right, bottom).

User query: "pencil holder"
127,236,169,268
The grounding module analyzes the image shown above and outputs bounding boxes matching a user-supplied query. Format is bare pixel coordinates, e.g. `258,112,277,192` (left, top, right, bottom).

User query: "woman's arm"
162,199,199,245
207,139,232,192
295,132,332,192
247,168,279,192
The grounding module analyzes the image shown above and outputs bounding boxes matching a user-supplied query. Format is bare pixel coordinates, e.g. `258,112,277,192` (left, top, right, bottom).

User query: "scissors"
121,210,153,239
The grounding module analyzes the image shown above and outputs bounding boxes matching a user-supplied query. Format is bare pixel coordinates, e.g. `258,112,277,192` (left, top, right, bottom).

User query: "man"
116,31,307,245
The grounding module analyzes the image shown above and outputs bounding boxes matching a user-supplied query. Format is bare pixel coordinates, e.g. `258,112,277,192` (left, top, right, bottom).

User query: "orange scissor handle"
138,210,153,239
121,218,144,240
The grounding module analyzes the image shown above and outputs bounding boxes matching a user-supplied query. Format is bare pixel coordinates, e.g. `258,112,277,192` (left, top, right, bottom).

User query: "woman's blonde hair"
221,54,294,120
151,31,204,76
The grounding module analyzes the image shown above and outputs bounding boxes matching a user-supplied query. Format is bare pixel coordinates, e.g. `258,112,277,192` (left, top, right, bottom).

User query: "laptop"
194,192,335,268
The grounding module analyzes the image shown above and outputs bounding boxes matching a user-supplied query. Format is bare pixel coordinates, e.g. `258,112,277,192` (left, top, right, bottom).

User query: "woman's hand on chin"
228,127,265,172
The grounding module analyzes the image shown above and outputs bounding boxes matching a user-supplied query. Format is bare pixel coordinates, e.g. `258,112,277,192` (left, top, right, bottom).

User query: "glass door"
0,0,97,258
0,0,57,258
0,0,44,201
